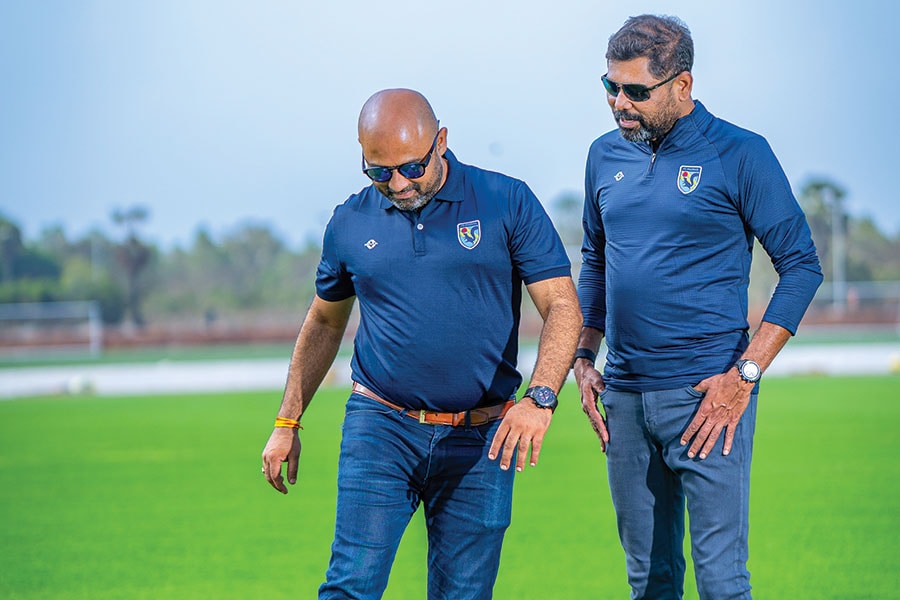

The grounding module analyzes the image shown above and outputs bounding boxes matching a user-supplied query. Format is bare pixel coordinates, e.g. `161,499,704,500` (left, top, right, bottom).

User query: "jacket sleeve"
577,149,608,332
734,136,823,334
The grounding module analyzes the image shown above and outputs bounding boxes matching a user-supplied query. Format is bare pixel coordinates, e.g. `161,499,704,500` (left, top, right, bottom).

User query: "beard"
613,100,681,143
380,155,444,211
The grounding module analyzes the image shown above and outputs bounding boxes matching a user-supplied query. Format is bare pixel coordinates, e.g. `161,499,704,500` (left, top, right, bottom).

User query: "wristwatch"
734,359,762,384
524,386,558,412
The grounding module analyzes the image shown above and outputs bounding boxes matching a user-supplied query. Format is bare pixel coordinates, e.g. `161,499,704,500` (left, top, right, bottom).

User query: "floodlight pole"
88,301,103,357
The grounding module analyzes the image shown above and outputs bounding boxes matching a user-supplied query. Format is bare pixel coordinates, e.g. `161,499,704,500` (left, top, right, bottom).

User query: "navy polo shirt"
316,149,571,412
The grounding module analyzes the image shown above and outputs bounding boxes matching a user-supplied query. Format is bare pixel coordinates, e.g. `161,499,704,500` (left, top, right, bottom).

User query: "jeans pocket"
685,385,705,398
466,418,501,444
597,388,616,410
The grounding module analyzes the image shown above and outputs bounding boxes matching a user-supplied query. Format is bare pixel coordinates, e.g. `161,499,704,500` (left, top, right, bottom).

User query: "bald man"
261,89,581,599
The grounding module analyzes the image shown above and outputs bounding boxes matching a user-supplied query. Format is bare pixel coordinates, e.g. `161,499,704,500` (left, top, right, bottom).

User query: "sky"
2,0,899,250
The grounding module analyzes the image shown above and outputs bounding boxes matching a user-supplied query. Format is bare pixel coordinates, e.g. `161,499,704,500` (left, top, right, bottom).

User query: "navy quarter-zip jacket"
578,101,823,392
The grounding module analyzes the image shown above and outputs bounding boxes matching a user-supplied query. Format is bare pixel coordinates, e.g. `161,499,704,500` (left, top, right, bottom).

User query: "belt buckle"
419,410,427,424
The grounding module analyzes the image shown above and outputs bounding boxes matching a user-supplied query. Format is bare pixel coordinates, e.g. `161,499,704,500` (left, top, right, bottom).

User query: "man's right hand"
261,428,301,494
574,360,609,452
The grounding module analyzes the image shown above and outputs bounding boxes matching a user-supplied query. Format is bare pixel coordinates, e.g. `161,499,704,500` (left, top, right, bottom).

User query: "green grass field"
1,376,898,599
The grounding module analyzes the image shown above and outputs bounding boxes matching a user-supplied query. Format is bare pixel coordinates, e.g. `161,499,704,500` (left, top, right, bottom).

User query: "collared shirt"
579,101,823,392
316,149,571,411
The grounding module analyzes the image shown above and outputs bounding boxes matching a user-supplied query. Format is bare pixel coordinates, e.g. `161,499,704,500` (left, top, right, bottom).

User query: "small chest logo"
457,220,481,250
677,165,702,195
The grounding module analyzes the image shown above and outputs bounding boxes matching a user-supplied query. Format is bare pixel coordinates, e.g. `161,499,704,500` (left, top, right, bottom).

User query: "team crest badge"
677,165,702,195
457,220,481,250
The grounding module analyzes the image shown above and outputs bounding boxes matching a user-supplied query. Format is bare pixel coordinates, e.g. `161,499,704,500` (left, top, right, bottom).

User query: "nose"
613,89,633,110
388,169,411,192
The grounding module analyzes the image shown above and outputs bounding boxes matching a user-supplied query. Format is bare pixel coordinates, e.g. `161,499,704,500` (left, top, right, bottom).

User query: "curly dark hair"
606,15,693,80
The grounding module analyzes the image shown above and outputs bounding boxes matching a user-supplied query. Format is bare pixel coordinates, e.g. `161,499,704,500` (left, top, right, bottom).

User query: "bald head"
358,89,438,147
357,89,447,211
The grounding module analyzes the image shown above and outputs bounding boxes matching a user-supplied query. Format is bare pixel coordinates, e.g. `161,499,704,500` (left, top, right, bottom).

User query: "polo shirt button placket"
413,219,426,255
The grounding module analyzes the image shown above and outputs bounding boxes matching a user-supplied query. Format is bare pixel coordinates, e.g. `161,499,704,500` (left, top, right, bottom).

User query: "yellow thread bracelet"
274,416,303,430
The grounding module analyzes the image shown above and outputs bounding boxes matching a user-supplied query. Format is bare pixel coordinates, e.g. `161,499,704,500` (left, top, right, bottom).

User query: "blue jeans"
601,385,758,600
319,394,515,599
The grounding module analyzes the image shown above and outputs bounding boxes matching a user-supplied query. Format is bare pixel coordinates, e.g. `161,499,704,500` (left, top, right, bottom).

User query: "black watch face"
528,387,557,409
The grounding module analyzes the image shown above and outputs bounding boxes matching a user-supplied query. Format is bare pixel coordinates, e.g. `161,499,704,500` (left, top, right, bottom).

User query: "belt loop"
464,410,472,430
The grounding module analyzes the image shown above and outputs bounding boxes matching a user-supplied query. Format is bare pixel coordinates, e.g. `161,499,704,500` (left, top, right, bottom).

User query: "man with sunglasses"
261,88,580,598
573,15,822,600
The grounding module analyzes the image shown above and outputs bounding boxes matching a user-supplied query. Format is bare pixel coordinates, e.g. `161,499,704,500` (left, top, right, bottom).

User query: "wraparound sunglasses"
601,71,680,102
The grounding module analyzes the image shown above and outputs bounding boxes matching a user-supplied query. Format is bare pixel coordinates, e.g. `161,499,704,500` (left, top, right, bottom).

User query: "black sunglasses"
362,128,441,183
601,71,680,102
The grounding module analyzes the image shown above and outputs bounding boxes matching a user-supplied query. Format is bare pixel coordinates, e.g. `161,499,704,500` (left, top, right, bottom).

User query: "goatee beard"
389,191,431,211
613,109,678,143
386,154,443,211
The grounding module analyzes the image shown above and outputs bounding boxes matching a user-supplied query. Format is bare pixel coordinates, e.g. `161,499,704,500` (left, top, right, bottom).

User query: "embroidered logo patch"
457,220,481,250
614,171,624,181
677,166,702,194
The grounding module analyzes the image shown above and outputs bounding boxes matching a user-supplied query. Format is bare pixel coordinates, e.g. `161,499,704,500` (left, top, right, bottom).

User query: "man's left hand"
680,369,753,459
488,400,553,472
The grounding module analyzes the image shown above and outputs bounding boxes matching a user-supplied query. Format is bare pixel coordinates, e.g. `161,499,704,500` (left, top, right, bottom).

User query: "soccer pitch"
1,376,898,599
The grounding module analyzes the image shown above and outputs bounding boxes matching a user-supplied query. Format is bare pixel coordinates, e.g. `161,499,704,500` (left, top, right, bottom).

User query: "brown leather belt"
352,382,514,427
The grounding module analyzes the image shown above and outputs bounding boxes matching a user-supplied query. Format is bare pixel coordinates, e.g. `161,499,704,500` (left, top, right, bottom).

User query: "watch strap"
573,347,597,367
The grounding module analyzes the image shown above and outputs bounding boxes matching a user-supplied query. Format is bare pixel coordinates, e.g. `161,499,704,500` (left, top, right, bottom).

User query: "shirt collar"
433,149,464,202
657,100,711,148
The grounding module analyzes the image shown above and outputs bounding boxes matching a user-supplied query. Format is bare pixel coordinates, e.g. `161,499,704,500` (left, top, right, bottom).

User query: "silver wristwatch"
734,359,762,384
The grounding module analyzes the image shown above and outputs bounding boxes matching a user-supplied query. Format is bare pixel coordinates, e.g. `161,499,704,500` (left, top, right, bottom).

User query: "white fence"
0,301,103,357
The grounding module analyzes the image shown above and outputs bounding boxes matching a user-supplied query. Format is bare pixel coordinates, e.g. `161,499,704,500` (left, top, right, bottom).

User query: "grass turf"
1,376,898,599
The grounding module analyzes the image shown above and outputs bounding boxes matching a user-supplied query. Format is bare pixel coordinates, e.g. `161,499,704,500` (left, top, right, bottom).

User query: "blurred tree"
220,224,286,307
29,227,128,324
149,228,231,315
6,190,889,335
111,206,153,328
59,255,127,324
0,216,24,283
0,215,61,282
144,223,321,322
798,177,900,281
848,217,900,280
36,226,69,262
111,206,149,236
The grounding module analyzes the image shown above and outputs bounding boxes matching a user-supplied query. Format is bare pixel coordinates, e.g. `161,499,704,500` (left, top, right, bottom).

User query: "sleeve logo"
457,220,481,250
677,165,702,194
